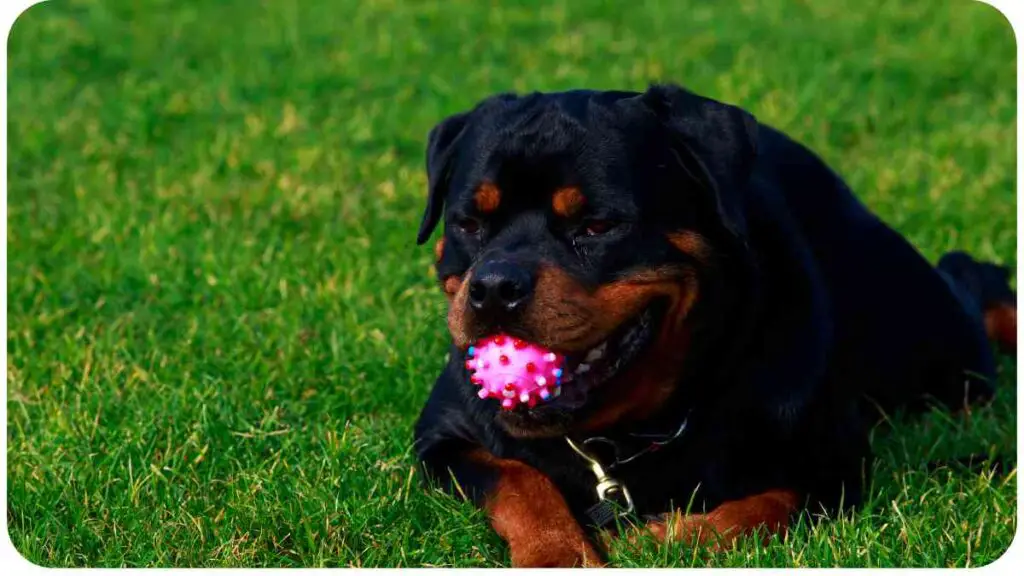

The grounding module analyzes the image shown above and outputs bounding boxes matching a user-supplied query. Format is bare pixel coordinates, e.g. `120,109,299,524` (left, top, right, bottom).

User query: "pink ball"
465,334,565,410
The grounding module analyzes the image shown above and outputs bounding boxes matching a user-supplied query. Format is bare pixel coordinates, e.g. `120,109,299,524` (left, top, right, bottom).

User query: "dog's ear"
638,84,758,242
417,111,470,245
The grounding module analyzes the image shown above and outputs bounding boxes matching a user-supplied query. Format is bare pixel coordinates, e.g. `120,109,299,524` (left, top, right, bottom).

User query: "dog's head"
418,85,759,438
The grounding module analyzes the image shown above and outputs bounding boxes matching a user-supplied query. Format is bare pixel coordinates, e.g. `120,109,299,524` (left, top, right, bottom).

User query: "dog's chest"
532,440,711,527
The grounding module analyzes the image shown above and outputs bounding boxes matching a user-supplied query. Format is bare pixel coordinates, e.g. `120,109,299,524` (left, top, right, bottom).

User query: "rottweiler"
412,84,1016,567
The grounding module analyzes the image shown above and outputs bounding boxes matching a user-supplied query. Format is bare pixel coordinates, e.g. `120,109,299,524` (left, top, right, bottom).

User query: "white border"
1,0,40,573
985,0,1024,572
0,0,1019,573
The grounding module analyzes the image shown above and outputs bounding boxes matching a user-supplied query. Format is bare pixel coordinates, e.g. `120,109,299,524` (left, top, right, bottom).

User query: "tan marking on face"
434,237,446,263
525,265,697,352
442,275,462,300
474,182,501,213
447,270,472,346
447,263,698,352
667,230,713,263
575,269,699,431
551,186,585,218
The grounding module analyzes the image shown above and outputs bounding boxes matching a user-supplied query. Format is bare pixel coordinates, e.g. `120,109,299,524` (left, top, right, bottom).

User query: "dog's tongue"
465,334,565,410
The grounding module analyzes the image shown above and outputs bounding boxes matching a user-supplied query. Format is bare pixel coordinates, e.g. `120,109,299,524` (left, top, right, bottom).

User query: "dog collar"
576,414,691,470
565,435,635,529
564,412,691,529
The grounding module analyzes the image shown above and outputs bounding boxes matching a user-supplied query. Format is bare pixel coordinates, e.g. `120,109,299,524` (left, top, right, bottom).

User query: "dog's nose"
468,261,534,315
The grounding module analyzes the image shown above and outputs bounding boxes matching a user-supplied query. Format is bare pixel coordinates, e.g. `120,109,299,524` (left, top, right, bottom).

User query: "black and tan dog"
412,85,1016,567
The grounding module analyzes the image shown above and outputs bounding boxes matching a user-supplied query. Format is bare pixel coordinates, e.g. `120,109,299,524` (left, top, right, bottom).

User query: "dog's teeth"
575,363,591,375
584,347,603,362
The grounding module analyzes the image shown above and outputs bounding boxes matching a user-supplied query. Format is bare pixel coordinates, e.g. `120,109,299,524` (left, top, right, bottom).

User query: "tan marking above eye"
551,186,585,218
474,182,501,213
666,231,713,263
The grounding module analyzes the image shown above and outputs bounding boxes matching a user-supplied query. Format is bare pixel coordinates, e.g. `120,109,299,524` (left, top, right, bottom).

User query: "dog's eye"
456,218,481,235
583,219,615,236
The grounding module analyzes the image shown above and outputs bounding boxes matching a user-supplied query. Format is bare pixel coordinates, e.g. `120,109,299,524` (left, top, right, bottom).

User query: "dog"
411,84,1016,567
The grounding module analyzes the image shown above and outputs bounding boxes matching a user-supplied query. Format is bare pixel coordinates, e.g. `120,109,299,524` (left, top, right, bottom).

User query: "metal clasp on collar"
565,436,635,515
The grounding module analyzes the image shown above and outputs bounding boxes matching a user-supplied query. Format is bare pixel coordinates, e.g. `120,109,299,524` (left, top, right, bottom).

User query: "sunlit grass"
5,0,1015,567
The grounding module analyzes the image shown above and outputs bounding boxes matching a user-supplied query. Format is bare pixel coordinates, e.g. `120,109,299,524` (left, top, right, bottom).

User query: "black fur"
412,85,1008,540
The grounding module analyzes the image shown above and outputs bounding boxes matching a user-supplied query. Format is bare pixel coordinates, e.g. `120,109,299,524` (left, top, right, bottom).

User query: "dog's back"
749,125,1000,415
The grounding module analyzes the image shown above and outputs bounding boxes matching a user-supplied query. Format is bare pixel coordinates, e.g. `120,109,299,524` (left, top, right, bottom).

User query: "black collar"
572,412,691,471
563,411,692,529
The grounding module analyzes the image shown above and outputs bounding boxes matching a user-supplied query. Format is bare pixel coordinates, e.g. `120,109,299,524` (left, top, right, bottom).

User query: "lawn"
4,0,1017,567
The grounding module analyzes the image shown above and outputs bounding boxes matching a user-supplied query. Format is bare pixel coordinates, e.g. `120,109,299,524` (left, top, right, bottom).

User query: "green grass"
5,0,1017,567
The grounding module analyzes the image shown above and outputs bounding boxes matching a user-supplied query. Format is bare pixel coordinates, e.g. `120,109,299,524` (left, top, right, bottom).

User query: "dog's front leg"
465,450,603,567
640,489,800,551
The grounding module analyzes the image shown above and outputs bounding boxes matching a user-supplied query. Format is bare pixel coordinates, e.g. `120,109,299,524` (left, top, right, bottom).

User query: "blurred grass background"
5,0,1017,567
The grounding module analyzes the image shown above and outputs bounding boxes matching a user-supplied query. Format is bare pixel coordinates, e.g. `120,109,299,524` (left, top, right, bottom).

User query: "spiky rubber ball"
465,334,565,410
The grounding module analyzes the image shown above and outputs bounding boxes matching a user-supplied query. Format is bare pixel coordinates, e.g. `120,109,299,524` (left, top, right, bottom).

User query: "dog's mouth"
553,304,660,408
497,299,665,428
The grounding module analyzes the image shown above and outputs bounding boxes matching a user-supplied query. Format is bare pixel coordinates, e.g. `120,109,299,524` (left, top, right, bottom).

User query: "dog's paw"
649,512,714,542
630,511,728,551
509,536,604,567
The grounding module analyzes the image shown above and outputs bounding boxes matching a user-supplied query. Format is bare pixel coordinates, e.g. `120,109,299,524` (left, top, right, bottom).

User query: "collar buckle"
565,437,635,517
595,477,634,512
564,412,691,527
